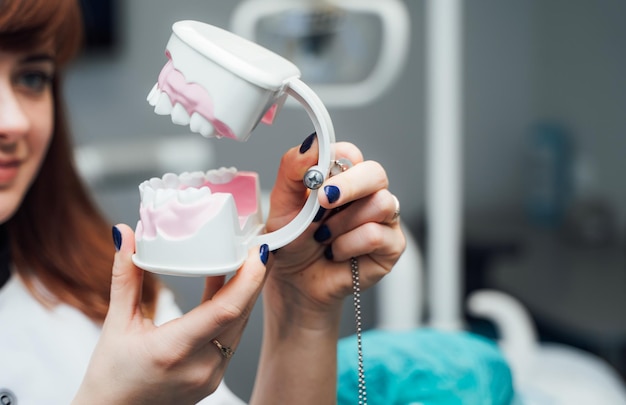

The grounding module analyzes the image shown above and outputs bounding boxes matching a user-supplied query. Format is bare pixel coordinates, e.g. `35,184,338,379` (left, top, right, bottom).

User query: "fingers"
268,136,364,229
312,163,406,289
107,224,145,327
201,275,226,302
318,160,389,210
166,245,270,349
316,190,406,263
324,189,402,231
323,221,406,291
327,221,406,264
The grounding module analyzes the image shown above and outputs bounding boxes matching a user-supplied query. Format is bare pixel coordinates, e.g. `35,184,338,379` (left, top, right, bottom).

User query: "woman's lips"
0,160,21,184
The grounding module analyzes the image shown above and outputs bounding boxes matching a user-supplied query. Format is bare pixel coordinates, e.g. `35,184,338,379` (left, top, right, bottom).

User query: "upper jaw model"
146,20,300,141
133,20,335,276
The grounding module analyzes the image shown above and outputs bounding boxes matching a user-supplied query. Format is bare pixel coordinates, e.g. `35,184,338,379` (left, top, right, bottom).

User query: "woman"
0,0,406,403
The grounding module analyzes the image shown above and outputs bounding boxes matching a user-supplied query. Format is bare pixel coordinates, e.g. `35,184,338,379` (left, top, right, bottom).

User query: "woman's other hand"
73,224,269,404
249,136,406,404
265,134,406,330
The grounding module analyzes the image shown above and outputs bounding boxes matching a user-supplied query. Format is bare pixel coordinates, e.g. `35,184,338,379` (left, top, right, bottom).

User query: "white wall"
463,0,536,215
462,0,625,231
533,0,626,228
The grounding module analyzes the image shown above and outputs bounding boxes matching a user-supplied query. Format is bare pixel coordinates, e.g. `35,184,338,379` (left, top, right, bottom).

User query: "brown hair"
0,0,160,321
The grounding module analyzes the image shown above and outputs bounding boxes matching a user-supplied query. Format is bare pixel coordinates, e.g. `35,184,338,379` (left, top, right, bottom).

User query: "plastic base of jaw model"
133,20,336,276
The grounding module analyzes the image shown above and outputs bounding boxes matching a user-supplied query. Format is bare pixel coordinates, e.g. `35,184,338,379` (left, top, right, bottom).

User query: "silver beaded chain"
351,257,367,405
327,160,367,403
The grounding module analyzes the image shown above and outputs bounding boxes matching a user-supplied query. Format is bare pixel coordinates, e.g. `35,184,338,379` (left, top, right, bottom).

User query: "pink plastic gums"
261,103,278,125
137,193,232,240
158,51,236,139
136,171,259,241
198,173,259,218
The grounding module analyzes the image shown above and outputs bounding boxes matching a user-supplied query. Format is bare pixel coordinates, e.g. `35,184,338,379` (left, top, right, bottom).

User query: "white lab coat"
0,273,245,405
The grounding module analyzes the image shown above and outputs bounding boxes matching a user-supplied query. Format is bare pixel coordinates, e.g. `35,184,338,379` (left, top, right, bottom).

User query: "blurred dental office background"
66,0,625,401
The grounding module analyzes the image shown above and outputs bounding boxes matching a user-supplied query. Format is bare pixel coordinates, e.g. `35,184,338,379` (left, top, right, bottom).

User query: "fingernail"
260,244,270,265
112,226,122,251
299,132,316,154
324,185,340,204
313,206,327,222
314,224,331,243
324,245,334,260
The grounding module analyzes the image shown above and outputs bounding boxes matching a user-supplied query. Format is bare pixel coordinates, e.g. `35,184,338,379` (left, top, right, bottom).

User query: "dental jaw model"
132,21,335,276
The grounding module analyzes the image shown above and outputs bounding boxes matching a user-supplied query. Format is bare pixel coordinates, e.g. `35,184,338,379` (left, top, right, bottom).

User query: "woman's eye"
16,70,53,92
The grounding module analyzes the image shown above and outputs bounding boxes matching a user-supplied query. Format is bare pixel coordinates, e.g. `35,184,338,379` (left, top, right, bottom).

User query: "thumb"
107,224,144,326
267,136,319,231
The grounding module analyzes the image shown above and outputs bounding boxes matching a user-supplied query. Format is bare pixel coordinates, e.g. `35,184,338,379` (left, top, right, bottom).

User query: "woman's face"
0,48,54,223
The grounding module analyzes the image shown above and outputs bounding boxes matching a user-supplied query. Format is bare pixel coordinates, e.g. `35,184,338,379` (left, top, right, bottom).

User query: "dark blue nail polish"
324,245,334,260
314,224,331,243
260,244,270,265
324,185,340,204
313,206,327,222
112,226,122,251
299,132,316,154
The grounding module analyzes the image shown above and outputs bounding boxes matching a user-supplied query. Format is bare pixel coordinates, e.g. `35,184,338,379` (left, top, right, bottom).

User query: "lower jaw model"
133,167,264,276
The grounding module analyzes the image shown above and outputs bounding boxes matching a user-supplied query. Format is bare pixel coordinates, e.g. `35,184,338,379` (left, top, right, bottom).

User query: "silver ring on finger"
330,158,353,176
391,195,400,223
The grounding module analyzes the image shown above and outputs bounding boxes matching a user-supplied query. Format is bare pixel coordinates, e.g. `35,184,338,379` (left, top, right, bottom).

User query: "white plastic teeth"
171,104,190,125
179,171,206,188
189,112,214,138
147,83,215,138
206,167,237,184
154,188,178,208
139,167,239,206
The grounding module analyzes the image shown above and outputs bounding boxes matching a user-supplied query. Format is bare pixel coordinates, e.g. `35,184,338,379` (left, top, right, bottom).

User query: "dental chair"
337,226,626,405
468,290,626,405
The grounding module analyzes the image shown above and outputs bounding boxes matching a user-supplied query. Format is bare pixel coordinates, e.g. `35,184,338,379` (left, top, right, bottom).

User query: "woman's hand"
249,135,406,404
264,135,406,328
73,224,269,405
